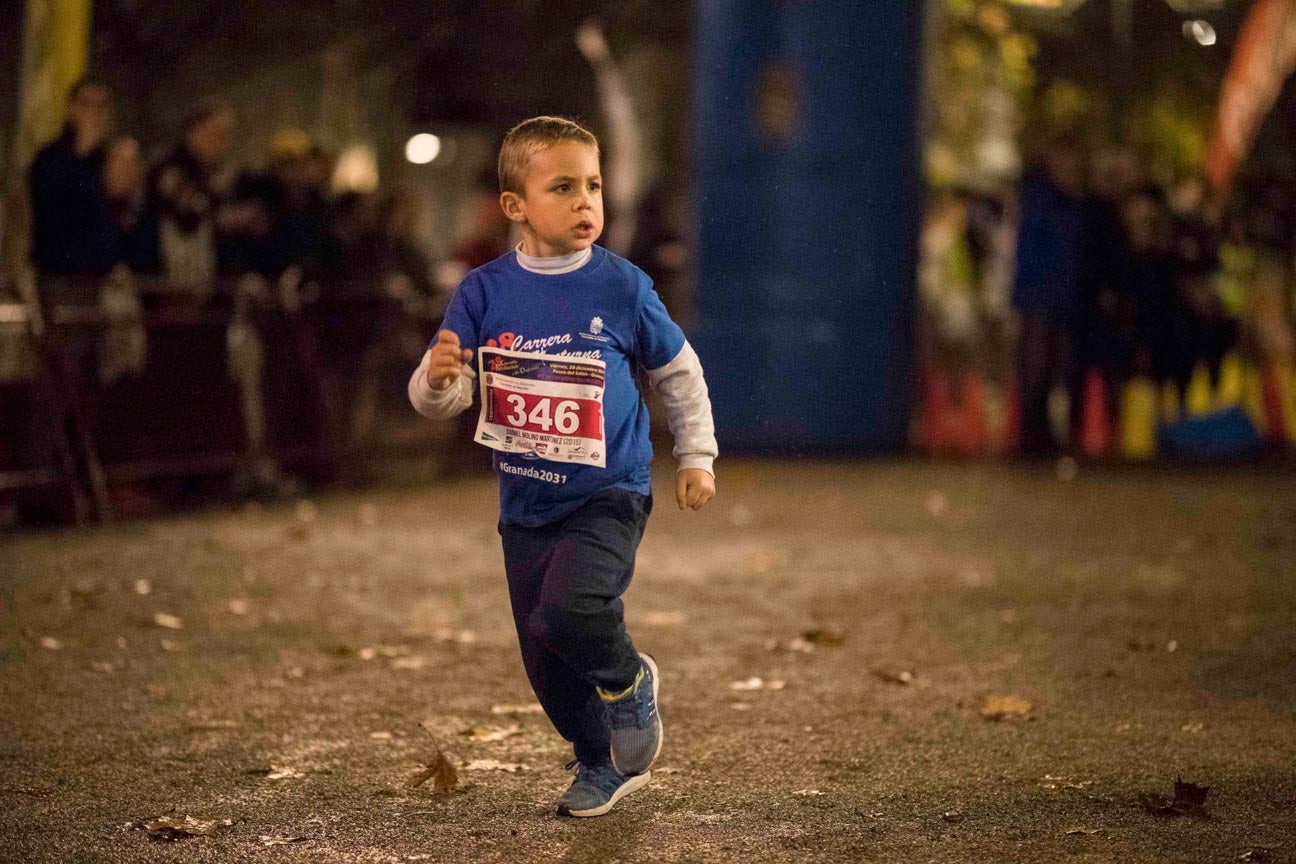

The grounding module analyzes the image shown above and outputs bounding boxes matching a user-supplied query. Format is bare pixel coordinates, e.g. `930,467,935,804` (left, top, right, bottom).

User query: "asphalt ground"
1,459,1294,863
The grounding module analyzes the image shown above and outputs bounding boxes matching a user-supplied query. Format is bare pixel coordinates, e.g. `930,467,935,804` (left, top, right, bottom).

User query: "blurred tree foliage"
926,0,1037,189
929,0,1242,189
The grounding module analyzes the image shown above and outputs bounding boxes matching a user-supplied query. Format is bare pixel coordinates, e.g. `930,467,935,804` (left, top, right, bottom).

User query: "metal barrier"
0,274,442,524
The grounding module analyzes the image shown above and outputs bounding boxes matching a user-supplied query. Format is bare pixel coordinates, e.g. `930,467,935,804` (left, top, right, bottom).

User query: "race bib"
474,347,606,468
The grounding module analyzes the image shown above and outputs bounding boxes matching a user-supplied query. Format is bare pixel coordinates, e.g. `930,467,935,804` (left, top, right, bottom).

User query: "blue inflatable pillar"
692,1,925,453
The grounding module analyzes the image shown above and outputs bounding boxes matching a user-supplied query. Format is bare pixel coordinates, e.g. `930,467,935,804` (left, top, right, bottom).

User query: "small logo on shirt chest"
581,316,611,343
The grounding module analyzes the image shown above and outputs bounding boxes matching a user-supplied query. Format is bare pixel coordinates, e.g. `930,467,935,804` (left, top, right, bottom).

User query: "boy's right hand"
426,329,473,390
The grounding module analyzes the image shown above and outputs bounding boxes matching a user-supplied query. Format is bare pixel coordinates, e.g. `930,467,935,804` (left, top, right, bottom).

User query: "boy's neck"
515,242,592,276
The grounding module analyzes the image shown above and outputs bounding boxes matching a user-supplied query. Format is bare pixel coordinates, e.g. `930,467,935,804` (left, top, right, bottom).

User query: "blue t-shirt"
436,245,685,527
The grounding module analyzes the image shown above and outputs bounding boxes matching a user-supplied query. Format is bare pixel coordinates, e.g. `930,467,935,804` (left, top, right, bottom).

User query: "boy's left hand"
676,468,715,511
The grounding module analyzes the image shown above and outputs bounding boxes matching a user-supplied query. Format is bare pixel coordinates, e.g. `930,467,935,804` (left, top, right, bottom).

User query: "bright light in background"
332,144,379,194
405,133,442,165
1184,19,1217,46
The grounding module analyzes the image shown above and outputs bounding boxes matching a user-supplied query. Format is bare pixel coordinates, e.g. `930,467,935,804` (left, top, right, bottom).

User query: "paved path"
2,461,1293,862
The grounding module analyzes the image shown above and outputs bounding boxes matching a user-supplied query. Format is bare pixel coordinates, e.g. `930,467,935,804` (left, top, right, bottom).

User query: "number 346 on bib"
473,347,607,468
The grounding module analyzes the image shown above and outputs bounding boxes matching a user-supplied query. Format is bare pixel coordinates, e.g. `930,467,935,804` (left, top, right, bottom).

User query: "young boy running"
408,116,717,817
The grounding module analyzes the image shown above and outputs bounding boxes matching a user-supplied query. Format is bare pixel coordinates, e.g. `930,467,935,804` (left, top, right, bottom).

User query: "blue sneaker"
557,761,651,817
600,652,662,776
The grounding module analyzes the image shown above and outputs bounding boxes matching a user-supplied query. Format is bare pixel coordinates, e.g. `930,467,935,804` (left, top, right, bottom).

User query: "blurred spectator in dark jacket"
1167,176,1234,390
142,99,241,300
1121,185,1177,385
1074,150,1137,415
28,79,117,293
1012,141,1085,455
103,136,153,273
225,131,339,283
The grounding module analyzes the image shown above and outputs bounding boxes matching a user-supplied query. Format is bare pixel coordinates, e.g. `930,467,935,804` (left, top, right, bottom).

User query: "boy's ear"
500,191,527,224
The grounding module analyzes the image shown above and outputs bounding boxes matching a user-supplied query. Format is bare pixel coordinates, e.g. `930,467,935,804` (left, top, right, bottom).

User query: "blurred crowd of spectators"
26,79,481,315
6,78,514,518
918,139,1286,457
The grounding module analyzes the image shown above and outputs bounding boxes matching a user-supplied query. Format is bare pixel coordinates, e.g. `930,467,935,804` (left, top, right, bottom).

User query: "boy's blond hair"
497,116,598,195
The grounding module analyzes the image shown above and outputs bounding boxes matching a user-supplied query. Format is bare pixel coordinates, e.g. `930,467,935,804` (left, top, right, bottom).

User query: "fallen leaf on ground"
433,628,477,645
802,626,845,646
766,637,815,654
1173,777,1210,811
1040,774,1092,791
407,739,458,793
264,766,305,780
941,811,964,823
872,669,913,686
730,677,785,691
261,835,309,846
461,724,521,743
464,759,524,772
39,637,63,651
1138,776,1210,817
359,645,410,661
1065,826,1100,835
68,579,102,606
152,613,183,630
490,703,544,715
980,695,1032,721
126,815,234,841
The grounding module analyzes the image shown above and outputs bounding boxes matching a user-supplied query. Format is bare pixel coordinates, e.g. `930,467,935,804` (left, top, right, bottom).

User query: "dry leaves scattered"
1139,777,1210,818
152,613,183,630
260,835,309,846
730,677,786,691
125,814,234,841
263,766,305,781
980,695,1032,721
461,724,521,743
407,731,458,794
464,759,525,772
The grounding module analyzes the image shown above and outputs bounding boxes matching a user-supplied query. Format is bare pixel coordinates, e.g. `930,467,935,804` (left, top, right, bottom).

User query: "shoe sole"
558,770,651,818
612,652,663,776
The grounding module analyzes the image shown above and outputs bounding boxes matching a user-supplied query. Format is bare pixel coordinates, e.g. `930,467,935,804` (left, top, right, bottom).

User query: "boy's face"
502,140,603,258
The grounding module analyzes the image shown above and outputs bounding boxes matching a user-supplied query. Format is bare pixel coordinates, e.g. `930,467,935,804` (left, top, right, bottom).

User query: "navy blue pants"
499,488,650,766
